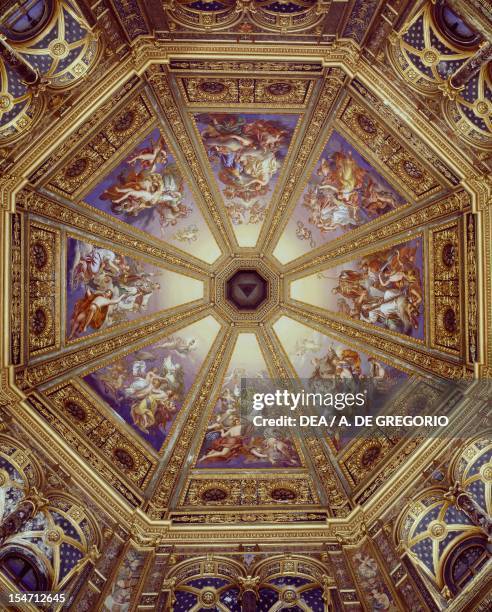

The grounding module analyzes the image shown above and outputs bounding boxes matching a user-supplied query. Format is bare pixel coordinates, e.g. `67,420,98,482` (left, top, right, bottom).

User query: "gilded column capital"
321,574,336,603
441,585,453,601
162,577,176,590
438,78,465,101
87,544,102,564
0,487,48,543
444,481,465,504
238,575,260,593
25,487,50,514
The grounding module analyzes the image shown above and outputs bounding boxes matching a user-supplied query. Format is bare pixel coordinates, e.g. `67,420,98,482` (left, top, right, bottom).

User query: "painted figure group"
199,114,291,225
68,241,161,339
101,135,192,234
302,148,400,236
198,369,299,467
332,243,423,336
94,338,193,437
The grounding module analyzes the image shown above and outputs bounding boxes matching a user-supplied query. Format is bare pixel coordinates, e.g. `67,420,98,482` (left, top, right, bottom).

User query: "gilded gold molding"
283,303,470,379
14,304,209,391
285,190,470,274
429,221,463,355
179,473,320,508
28,77,142,186
17,189,207,275
176,75,315,109
41,382,157,490
27,221,61,357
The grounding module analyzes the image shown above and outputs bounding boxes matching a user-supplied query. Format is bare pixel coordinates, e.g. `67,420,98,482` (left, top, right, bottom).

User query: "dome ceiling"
1,0,489,538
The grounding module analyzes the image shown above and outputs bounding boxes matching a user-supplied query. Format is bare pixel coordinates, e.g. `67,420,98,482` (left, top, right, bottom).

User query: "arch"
0,434,44,520
167,554,246,584
167,555,245,611
251,1,322,33
432,2,481,50
387,2,475,96
252,555,329,612
0,489,101,591
167,1,240,32
449,431,492,515
44,490,102,587
394,487,483,589
253,554,328,583
387,1,492,150
0,543,50,591
166,555,331,611
442,534,491,595
0,0,55,43
6,0,101,90
45,490,102,549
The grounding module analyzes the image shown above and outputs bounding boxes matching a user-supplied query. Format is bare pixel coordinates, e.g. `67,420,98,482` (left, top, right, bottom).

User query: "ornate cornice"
14,305,209,391
0,28,489,582
283,303,470,379
285,190,470,274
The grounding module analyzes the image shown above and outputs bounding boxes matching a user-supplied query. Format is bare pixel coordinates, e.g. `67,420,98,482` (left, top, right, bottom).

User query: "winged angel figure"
199,114,290,224
100,134,191,234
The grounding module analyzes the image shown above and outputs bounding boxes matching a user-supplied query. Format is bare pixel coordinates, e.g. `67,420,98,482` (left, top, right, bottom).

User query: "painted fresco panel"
274,131,406,263
83,317,220,451
66,237,203,341
273,316,408,451
84,128,220,263
195,334,302,468
290,238,425,339
195,112,299,246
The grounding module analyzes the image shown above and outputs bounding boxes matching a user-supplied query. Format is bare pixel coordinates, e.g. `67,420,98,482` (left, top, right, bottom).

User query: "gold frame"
0,33,490,551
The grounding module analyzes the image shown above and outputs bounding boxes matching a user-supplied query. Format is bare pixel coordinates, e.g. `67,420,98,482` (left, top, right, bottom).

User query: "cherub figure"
127,134,167,170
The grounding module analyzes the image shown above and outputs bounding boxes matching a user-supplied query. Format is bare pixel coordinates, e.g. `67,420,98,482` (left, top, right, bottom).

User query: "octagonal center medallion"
214,257,279,323
226,269,268,311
